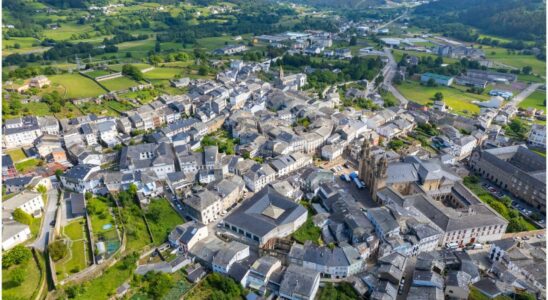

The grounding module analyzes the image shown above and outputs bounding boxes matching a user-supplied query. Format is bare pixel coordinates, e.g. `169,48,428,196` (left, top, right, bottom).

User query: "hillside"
412,0,546,41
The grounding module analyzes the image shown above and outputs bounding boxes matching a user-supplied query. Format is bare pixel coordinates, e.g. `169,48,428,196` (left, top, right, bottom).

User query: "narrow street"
33,187,59,251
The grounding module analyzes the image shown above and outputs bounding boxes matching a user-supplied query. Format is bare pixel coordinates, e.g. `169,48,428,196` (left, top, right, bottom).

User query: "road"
375,10,408,31
382,47,409,106
33,188,59,251
505,83,543,109
396,256,416,300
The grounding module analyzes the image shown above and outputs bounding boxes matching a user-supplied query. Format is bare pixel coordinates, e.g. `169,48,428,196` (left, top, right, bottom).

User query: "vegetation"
15,158,42,173
12,208,33,225
200,130,237,155
504,118,531,141
136,271,174,299
145,199,184,245
318,282,359,300
518,90,546,112
117,187,153,251
2,245,32,268
48,240,68,261
186,273,244,300
292,201,321,245
121,64,145,82
463,176,537,232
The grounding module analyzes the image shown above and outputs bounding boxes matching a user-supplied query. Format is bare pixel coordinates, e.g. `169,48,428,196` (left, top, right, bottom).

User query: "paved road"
33,188,59,251
505,83,543,109
383,47,409,106
396,256,416,300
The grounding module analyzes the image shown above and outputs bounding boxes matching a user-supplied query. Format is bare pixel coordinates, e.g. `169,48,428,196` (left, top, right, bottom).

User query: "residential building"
168,221,208,252
3,116,42,148
3,190,44,217
528,124,546,148
279,264,321,300
183,189,222,225
212,241,250,274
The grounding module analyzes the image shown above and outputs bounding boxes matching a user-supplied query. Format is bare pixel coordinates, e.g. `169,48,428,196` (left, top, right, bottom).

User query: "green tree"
388,140,404,150
198,66,208,76
521,66,532,75
48,240,68,261
144,271,173,299
349,36,357,46
11,267,26,286
434,92,444,101
121,64,144,81
2,245,32,268
13,208,33,225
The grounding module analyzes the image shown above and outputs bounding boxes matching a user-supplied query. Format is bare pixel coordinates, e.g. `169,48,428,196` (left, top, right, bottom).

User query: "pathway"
33,188,59,251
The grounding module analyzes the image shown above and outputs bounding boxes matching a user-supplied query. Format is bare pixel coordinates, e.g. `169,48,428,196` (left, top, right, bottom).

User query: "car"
522,236,530,240
50,220,56,226
511,201,517,207
536,234,544,239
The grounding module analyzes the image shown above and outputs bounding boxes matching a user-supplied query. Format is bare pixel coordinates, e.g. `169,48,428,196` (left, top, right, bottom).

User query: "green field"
195,36,240,50
483,46,546,76
84,70,112,78
392,49,459,64
396,80,491,116
43,22,94,41
109,63,152,72
15,158,42,173
2,253,42,300
56,220,89,280
143,68,182,80
518,90,546,112
88,197,116,236
49,74,106,99
74,256,134,300
100,76,140,91
145,199,184,245
5,148,26,162
2,37,48,56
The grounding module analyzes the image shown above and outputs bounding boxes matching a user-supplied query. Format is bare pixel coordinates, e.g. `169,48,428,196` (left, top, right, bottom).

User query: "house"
472,279,503,299
212,241,250,274
454,76,488,89
214,44,248,55
288,241,363,278
222,187,308,246
2,221,31,250
528,124,546,148
60,164,101,193
243,163,276,192
183,189,222,225
65,192,86,217
119,143,176,180
170,77,190,88
168,221,208,252
3,191,44,217
420,73,454,86
29,75,50,88
2,154,17,178
279,264,321,300
366,207,399,240
445,270,471,299
3,116,42,148
247,256,282,293
96,120,120,147
115,283,130,299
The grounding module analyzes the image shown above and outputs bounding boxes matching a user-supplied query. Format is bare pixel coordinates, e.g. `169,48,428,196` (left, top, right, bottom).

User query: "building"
213,44,248,55
469,145,546,212
4,191,44,217
466,69,517,84
2,221,31,250
168,221,208,252
212,241,250,274
119,142,176,180
288,241,363,278
279,264,321,300
222,187,307,247
183,190,222,225
420,73,454,86
2,154,17,178
528,124,546,149
454,76,488,89
29,75,50,88
247,256,282,293
366,207,399,240
61,164,101,193
3,116,42,148
359,140,508,247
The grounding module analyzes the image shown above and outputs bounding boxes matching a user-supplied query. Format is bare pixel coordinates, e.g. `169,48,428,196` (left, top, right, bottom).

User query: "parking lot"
480,180,545,228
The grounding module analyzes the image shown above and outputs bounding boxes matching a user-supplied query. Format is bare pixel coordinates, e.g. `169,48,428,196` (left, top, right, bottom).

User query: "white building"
528,124,546,148
3,191,44,217
212,241,250,274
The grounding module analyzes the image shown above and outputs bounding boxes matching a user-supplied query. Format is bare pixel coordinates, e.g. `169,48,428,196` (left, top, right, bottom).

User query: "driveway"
33,188,59,251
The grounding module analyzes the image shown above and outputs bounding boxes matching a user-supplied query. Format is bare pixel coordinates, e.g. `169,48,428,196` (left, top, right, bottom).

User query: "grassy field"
5,148,26,162
292,201,321,245
100,76,140,91
483,46,546,76
518,90,546,112
88,198,116,236
142,68,182,80
2,37,48,56
2,254,42,300
56,220,89,280
43,22,94,41
49,74,106,99
15,158,42,173
109,63,152,72
73,256,134,300
392,49,459,64
396,80,492,116
84,70,112,78
119,206,152,252
145,199,184,245
195,36,240,50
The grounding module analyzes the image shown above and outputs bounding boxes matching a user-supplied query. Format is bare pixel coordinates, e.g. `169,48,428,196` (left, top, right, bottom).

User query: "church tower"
371,154,388,202
279,65,284,80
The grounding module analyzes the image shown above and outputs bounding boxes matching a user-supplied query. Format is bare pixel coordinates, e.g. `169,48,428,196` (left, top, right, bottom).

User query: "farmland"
518,90,546,112
49,74,106,99
100,76,141,91
395,80,491,116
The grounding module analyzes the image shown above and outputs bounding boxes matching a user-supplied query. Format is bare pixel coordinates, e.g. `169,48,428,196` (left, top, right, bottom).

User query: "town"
1,0,546,299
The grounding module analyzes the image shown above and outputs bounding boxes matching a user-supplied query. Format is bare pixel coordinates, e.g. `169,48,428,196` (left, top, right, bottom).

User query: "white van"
446,242,459,249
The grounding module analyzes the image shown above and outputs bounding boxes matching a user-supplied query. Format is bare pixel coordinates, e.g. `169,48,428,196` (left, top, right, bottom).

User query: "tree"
55,169,63,180
2,245,32,268
37,184,47,199
426,78,437,87
11,267,26,286
198,66,208,76
121,64,144,81
349,36,357,46
144,271,173,299
522,66,532,75
434,92,444,101
48,240,68,261
13,208,33,225
388,140,404,151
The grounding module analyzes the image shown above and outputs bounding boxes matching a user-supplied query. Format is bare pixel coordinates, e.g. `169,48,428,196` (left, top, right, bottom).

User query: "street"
33,187,59,251
505,83,543,109
396,256,416,300
383,47,409,106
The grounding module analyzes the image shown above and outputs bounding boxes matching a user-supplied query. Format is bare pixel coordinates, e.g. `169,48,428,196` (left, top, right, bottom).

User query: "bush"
11,267,26,286
48,240,68,261
12,208,33,225
2,245,32,268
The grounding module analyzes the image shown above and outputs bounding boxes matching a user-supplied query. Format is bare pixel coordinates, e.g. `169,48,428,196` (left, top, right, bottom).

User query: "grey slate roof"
223,187,307,238
279,264,320,299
